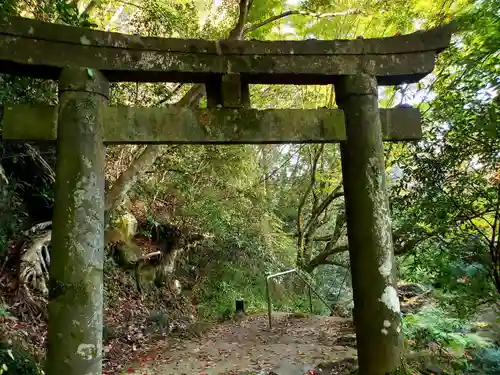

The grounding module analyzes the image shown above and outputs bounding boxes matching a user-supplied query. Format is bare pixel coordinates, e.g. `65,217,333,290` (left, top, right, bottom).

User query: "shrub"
0,303,10,318
0,343,43,375
402,306,495,374
403,306,488,353
468,346,500,374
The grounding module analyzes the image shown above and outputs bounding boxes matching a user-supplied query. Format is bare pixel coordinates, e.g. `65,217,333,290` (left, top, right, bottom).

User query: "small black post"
235,299,245,314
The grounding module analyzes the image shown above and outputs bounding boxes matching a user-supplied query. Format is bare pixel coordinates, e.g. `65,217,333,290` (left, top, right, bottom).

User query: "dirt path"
127,313,358,375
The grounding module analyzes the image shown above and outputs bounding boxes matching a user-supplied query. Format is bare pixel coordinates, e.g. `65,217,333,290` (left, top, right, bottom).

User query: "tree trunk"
336,74,403,374
46,67,108,375
81,0,99,17
104,84,204,221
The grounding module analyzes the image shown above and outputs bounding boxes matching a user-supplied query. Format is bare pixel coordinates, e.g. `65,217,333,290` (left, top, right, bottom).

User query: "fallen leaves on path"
128,313,358,375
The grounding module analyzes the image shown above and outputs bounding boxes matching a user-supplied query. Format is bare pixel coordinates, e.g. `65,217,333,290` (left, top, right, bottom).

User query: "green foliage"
404,306,487,352
1,2,498,373
0,0,16,17
392,0,500,314
133,0,201,37
402,306,497,373
0,303,11,318
0,343,43,375
0,185,25,256
469,347,500,374
399,243,495,318
195,259,271,319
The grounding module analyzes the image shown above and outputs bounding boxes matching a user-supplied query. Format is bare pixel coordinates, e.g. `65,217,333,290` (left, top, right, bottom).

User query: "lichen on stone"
76,343,96,360
379,285,401,313
80,35,91,45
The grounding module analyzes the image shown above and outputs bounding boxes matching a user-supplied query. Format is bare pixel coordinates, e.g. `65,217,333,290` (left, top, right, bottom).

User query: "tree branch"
304,244,349,272
310,145,323,214
154,83,183,106
81,0,100,17
303,185,344,238
0,163,8,184
323,260,349,268
104,85,205,220
228,0,252,40
259,145,305,184
114,0,143,9
26,144,55,183
304,227,435,272
244,9,363,34
489,185,500,292
296,151,319,246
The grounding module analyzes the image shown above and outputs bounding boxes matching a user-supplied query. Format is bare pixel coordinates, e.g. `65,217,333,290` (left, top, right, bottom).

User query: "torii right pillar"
336,74,402,374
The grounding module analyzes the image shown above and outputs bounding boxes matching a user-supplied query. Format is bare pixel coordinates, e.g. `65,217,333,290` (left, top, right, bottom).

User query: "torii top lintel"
0,16,452,86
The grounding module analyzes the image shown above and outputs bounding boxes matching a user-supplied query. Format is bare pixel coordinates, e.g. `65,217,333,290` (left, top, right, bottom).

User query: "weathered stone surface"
380,107,422,140
222,74,245,108
0,16,453,55
2,104,57,141
336,74,403,374
46,67,108,375
107,107,348,143
206,74,251,108
0,16,453,85
2,105,421,143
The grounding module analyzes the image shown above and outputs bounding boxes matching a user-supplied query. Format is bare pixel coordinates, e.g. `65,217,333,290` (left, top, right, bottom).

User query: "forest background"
0,0,499,374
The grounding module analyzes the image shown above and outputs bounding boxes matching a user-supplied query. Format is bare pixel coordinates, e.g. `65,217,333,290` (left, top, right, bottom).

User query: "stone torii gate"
0,15,452,375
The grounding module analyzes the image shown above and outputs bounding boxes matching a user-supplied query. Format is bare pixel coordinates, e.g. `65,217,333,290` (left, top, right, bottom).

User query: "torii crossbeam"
0,15,452,375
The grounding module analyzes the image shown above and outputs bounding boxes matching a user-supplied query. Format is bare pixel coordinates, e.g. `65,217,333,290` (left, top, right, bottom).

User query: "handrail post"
266,268,332,329
308,286,313,313
266,268,296,329
266,276,272,329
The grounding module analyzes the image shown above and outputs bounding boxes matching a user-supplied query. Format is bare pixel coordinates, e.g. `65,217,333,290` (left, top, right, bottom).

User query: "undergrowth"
402,305,498,374
0,343,43,375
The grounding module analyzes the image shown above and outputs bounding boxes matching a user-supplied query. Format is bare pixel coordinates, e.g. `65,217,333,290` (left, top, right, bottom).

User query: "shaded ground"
125,313,358,375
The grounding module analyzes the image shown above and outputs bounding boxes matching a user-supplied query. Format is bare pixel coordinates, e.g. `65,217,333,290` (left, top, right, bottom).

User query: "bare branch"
244,9,363,34
81,0,100,17
0,163,7,184
305,227,434,272
323,260,349,268
304,185,344,238
305,244,349,272
310,145,323,212
26,144,55,183
114,0,143,9
311,234,336,241
296,150,320,244
154,84,183,106
489,185,500,290
259,145,305,184
137,251,162,262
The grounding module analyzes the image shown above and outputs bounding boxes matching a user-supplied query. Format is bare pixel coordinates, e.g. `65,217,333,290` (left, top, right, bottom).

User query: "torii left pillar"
47,67,108,375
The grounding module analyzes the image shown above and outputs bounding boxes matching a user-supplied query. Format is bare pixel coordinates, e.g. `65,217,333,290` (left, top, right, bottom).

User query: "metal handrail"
266,268,333,328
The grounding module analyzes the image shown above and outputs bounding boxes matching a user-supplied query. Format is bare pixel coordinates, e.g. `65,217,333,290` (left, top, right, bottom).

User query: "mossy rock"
146,311,170,334
111,211,138,239
290,312,309,318
114,242,142,267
